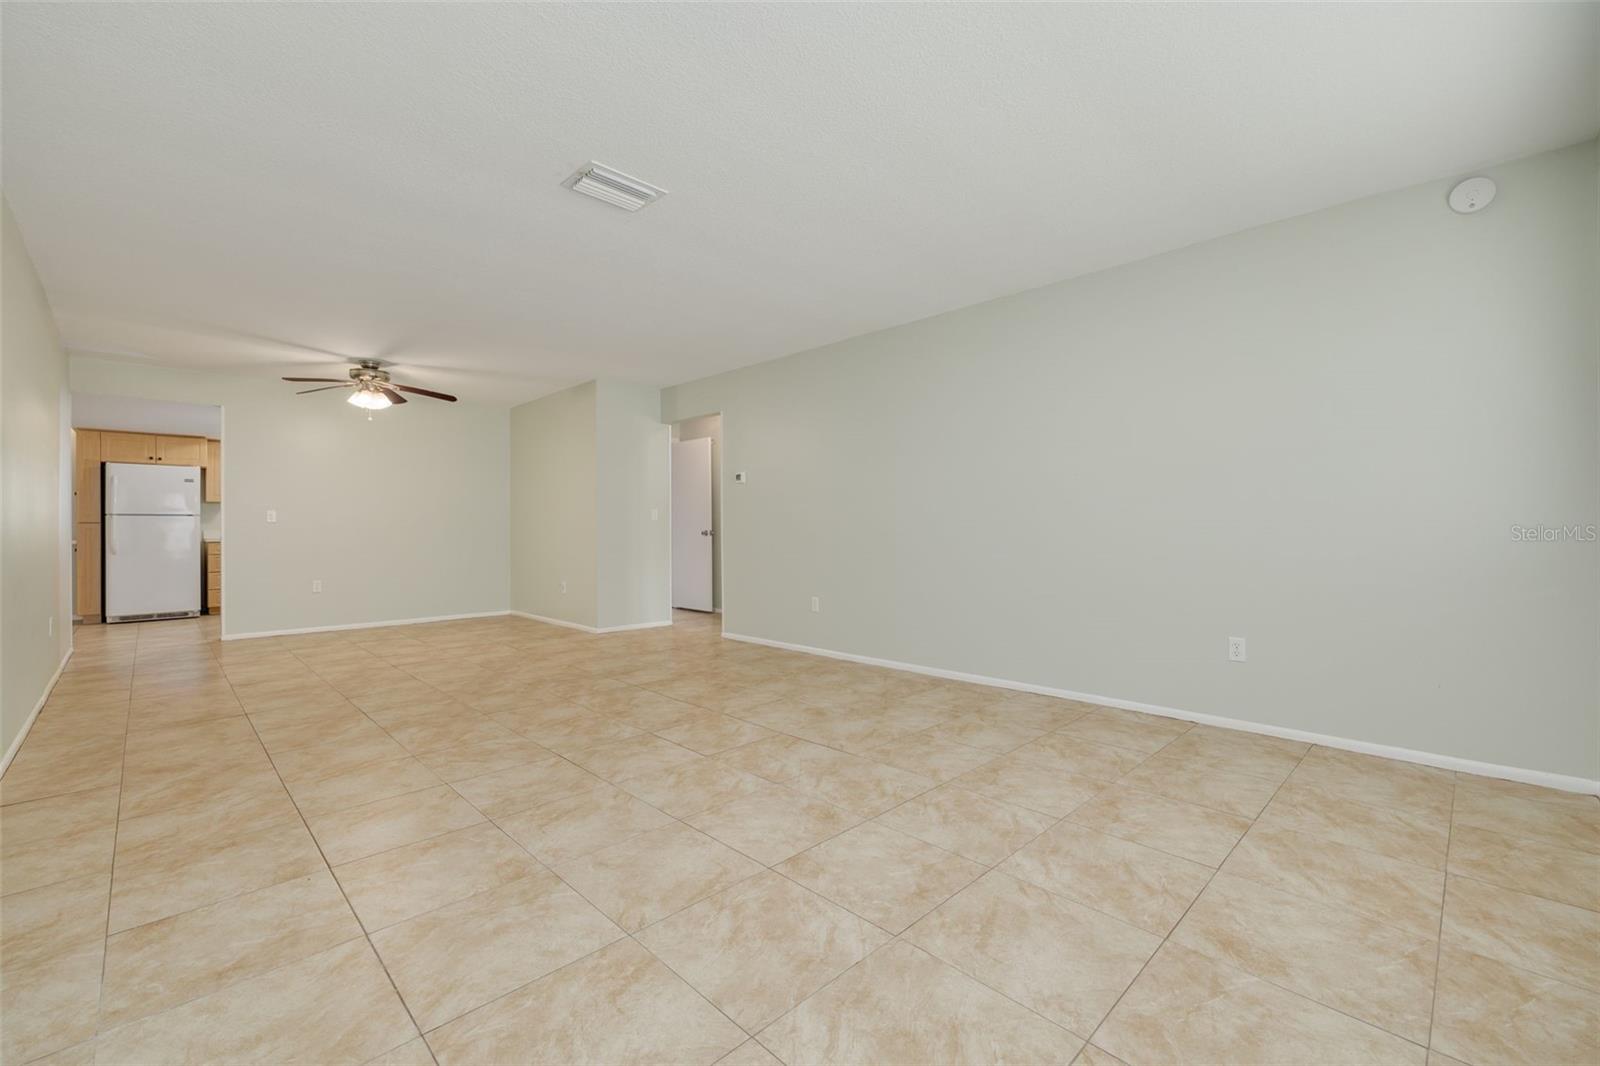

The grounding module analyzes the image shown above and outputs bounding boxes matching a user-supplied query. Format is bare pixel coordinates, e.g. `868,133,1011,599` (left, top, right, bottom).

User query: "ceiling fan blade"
389,384,458,402
282,377,347,383
297,384,355,394
377,385,408,404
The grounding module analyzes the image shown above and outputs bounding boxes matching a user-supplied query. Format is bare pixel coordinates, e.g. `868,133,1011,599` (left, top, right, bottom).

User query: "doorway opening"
69,394,223,633
670,414,721,616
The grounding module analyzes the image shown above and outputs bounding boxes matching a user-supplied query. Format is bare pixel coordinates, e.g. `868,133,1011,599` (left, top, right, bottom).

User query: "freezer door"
105,514,202,619
104,463,201,516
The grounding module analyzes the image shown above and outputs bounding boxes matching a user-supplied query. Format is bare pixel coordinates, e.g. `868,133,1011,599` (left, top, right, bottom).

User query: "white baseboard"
1,645,74,778
599,619,674,633
510,610,673,635
222,610,511,641
723,631,1600,796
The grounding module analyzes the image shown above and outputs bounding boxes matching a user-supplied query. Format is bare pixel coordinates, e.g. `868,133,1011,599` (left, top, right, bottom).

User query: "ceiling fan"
282,361,457,411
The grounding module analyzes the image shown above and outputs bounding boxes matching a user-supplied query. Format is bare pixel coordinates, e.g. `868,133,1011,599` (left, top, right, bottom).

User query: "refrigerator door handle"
108,519,117,556
109,474,118,516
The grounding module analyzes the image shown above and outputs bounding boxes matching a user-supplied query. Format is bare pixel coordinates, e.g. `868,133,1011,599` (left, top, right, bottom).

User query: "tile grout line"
77,636,360,1042
1425,773,1458,1055
1082,740,1454,1056
90,622,138,1033
1078,737,1313,1058
212,643,434,1048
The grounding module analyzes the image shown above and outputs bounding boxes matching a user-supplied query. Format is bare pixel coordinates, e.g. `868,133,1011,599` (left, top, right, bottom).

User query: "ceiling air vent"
562,162,666,211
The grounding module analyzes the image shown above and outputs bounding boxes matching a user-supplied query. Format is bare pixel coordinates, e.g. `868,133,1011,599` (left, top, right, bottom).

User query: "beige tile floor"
1,609,1596,1065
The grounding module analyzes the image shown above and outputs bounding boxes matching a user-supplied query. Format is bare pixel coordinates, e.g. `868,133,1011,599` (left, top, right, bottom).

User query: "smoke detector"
562,162,666,211
1448,176,1496,214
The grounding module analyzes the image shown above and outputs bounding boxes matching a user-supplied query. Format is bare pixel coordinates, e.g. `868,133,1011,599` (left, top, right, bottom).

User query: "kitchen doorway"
69,394,223,628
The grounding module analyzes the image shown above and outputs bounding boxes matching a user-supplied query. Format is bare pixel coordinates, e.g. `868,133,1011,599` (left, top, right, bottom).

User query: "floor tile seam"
1050,802,1247,873
89,927,373,1039
0,855,119,904
1430,879,1600,995
213,657,431,1046
1208,856,1449,945
764,781,1066,940
1080,749,1457,1052
468,758,774,1046
1251,813,1451,875
444,749,610,822
92,661,136,1025
1079,742,1313,1055
762,932,1093,1064
293,768,453,821
1438,866,1600,915
1446,810,1600,860
406,907,643,1046
884,925,1106,1049
1425,776,1459,1053
314,811,495,870
0,777,130,812
865,772,1069,861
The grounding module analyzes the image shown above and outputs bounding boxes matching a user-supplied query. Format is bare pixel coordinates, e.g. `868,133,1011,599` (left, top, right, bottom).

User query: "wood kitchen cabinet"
203,438,222,502
101,430,157,463
99,431,204,465
74,430,104,621
156,435,203,465
204,541,222,615
74,429,102,523
75,521,102,621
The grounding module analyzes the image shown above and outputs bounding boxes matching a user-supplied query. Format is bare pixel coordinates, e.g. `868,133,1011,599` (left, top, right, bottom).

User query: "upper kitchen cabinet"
98,430,205,465
101,430,156,462
156,435,203,465
203,438,222,502
74,429,102,523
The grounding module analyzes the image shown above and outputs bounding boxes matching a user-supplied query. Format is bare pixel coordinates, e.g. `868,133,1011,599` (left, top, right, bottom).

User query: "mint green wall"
1,196,72,758
511,382,598,628
663,141,1600,780
510,379,669,631
595,380,670,630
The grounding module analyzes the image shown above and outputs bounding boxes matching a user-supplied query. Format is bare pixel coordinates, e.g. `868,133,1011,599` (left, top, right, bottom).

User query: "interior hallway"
1,611,1595,1064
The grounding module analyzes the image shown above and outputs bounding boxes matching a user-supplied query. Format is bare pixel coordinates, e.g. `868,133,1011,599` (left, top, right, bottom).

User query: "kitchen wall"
68,355,510,636
510,381,598,628
662,140,1600,783
673,414,723,610
1,195,72,762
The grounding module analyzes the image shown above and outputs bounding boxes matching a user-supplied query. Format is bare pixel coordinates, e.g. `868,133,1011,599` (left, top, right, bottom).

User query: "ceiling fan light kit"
348,386,391,411
282,360,458,415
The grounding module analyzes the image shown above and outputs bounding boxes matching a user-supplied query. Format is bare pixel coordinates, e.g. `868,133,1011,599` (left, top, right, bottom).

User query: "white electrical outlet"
734,472,747,483
650,508,659,521
811,596,820,613
560,580,568,594
311,579,322,594
1228,637,1247,662
266,509,277,524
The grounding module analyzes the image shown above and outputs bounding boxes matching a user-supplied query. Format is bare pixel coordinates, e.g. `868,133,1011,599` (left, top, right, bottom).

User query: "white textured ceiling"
3,3,1596,404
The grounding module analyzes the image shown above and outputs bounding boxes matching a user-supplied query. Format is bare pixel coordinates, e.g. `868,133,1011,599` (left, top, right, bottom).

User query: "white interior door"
672,437,714,611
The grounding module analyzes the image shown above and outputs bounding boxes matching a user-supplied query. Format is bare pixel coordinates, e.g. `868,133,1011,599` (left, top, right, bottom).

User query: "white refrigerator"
103,462,202,622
